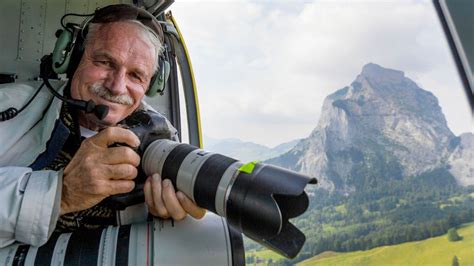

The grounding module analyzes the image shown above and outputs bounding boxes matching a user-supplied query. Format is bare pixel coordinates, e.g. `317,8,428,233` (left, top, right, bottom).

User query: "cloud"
171,0,471,146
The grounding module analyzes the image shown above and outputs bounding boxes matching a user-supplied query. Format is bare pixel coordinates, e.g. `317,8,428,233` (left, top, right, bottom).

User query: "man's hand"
60,127,140,215
144,173,206,220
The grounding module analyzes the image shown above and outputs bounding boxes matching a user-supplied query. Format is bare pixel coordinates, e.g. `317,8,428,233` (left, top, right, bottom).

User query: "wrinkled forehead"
87,22,156,74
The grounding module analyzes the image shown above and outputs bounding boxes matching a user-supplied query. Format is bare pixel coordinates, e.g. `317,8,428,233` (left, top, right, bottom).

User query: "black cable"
43,77,65,101
42,76,109,120
60,12,94,33
0,107,17,121
18,83,45,113
0,83,45,121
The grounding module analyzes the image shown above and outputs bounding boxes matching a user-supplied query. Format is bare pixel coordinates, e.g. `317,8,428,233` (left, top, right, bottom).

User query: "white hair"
85,20,163,74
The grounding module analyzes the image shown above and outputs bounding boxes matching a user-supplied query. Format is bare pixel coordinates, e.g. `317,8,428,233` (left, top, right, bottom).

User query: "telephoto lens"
114,110,317,258
0,213,244,266
142,139,317,258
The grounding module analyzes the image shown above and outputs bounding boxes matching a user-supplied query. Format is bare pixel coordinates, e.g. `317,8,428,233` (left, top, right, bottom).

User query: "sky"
170,0,472,147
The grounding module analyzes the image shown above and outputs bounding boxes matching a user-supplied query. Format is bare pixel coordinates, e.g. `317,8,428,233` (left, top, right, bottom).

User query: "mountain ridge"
203,135,301,162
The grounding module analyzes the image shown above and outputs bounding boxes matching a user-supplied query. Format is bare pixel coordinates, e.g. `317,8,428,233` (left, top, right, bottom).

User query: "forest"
246,168,474,265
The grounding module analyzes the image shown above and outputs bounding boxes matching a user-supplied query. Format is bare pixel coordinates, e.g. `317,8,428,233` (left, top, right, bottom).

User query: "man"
0,4,204,248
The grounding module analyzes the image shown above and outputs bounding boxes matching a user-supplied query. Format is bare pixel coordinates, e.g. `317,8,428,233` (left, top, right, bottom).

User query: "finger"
144,177,159,216
93,127,140,148
104,146,140,166
150,173,170,218
177,191,206,219
108,180,135,195
105,164,138,180
162,179,187,220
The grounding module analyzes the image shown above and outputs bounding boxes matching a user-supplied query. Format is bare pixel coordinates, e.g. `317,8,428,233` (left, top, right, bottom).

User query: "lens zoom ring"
194,154,237,213
162,144,198,187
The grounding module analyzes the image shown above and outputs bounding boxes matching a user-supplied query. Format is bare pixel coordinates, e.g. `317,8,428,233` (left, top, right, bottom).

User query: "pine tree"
452,255,459,266
447,228,462,242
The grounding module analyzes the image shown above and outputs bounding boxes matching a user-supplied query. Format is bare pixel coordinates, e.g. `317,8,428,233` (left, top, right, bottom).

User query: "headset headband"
90,4,164,42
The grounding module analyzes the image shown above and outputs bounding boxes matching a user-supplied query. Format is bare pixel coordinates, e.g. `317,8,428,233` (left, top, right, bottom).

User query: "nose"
104,68,127,95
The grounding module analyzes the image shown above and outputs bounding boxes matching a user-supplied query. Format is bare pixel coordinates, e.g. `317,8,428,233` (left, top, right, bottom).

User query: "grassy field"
298,222,474,266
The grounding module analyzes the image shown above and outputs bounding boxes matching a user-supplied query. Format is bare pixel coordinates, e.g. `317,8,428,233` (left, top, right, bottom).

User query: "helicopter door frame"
433,0,474,109
165,11,203,148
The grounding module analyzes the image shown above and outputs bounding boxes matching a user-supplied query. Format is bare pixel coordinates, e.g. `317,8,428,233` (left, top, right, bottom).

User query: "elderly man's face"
71,21,155,129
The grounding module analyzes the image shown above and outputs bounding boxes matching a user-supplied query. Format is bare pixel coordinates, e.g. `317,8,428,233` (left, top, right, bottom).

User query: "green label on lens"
238,161,259,174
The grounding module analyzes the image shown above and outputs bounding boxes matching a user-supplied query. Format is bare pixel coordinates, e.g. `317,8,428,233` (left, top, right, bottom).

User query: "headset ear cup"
52,30,73,74
146,60,170,97
66,34,85,78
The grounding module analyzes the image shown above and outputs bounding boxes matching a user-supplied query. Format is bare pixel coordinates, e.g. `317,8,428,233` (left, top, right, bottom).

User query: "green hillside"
298,222,474,266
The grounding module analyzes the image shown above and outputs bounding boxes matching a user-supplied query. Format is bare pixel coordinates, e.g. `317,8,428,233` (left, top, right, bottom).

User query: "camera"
110,110,317,258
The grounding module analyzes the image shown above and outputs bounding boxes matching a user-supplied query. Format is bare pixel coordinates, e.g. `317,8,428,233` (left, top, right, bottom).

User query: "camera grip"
102,110,175,209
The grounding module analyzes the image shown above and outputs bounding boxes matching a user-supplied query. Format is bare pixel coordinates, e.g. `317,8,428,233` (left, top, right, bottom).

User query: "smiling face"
70,21,156,130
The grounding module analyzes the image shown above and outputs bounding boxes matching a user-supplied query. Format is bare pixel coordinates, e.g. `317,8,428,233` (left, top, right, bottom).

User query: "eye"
96,60,112,67
129,72,144,83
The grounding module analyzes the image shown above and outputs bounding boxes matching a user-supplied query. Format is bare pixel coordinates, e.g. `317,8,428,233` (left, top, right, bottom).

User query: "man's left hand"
144,173,206,220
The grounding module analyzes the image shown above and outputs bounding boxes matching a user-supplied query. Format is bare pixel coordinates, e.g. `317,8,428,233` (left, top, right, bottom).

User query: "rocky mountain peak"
267,63,470,193
359,63,405,85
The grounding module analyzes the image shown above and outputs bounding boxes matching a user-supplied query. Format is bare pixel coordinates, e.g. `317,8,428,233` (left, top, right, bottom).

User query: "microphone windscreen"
94,104,109,120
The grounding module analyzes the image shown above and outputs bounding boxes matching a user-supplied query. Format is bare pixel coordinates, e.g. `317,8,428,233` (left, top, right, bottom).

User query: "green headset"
51,4,170,97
